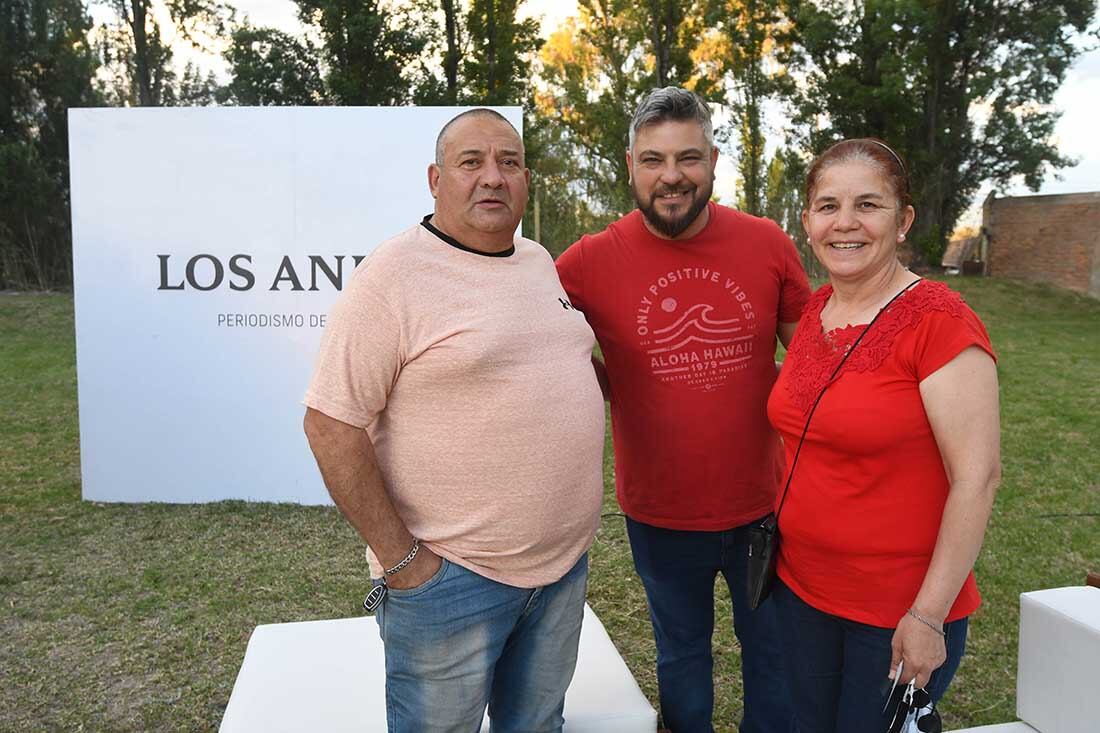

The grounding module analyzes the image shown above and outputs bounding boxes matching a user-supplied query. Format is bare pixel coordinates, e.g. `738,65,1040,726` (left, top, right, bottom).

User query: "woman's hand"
889,612,947,688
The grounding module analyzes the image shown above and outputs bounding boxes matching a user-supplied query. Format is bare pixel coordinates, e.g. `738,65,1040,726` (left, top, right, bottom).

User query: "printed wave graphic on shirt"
646,303,744,354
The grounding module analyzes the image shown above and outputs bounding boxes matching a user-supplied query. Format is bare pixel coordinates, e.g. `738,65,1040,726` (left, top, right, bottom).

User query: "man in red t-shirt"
556,87,810,732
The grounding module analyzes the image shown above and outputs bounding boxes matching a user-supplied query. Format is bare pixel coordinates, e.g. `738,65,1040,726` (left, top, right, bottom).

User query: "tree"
294,0,429,105
537,0,708,219
1,0,100,288
763,146,824,277
463,0,542,104
94,0,233,107
633,0,703,88
536,7,639,218
521,120,612,257
440,0,460,103
687,0,794,216
175,61,219,105
220,24,325,105
785,0,1095,266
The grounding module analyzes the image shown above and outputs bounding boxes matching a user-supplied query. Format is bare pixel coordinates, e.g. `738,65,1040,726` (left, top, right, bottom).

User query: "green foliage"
94,0,233,107
219,24,325,105
294,0,429,105
784,0,1094,266
439,0,461,103
398,0,460,105
536,0,711,223
628,0,704,89
462,0,542,105
174,62,219,105
704,0,792,216
762,146,825,278
4,0,1096,286
521,119,619,256
0,0,99,289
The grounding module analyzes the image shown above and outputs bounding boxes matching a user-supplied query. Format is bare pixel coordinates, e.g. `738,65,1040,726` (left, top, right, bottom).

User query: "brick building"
984,191,1100,298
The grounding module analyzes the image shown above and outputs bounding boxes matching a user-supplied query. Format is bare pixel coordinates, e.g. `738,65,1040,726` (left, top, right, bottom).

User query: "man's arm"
777,321,799,349
303,407,440,589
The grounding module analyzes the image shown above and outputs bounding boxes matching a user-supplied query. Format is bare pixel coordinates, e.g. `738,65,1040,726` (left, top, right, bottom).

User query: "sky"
189,0,1100,227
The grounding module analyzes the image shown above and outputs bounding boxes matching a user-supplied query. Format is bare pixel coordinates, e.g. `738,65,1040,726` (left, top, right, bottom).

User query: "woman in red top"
766,138,1001,732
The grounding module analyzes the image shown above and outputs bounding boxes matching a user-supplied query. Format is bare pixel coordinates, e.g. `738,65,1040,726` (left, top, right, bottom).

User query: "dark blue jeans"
772,580,968,733
626,516,797,733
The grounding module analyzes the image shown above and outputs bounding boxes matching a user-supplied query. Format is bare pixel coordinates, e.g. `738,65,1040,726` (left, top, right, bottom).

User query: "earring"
898,233,906,242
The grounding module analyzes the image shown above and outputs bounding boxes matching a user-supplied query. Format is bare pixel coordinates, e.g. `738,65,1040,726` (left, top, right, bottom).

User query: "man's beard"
633,179,712,238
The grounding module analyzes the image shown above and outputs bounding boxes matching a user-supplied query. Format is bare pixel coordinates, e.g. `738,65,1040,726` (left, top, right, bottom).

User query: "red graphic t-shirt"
767,280,996,627
556,203,812,530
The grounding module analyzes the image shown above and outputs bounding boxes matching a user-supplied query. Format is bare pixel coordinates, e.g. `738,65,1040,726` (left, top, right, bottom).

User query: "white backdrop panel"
69,106,523,503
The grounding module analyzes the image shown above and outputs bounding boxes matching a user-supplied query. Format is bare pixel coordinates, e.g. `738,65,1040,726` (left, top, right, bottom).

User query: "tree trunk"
646,0,676,87
441,0,458,103
485,1,496,99
856,5,886,136
129,0,154,105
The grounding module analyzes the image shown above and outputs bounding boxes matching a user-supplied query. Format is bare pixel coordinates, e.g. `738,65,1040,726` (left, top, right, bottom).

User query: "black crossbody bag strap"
746,278,921,611
774,278,922,521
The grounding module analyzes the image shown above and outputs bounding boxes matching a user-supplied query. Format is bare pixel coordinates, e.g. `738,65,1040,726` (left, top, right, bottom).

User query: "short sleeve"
555,238,587,312
302,268,404,429
777,233,812,323
910,302,997,382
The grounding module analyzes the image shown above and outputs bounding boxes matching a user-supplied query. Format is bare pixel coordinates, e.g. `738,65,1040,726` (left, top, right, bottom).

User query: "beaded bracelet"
907,607,946,637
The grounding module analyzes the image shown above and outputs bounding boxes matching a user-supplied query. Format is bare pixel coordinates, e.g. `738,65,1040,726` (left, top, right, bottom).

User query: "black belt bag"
747,513,779,609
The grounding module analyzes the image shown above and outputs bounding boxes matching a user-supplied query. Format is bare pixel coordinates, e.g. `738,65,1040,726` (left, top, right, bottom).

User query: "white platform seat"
220,603,657,732
948,586,1100,732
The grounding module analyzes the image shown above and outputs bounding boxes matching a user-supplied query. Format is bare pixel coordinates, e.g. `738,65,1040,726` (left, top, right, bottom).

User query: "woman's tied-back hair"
804,138,913,214
628,87,714,152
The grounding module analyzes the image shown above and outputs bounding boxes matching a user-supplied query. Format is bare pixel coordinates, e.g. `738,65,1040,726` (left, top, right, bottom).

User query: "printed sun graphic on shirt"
635,267,758,391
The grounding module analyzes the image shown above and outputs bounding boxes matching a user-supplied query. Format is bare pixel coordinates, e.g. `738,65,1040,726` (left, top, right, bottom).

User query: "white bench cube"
220,603,657,732
949,585,1100,732
1015,586,1100,733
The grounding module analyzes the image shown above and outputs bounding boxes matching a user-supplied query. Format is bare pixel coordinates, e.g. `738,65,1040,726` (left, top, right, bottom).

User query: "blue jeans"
772,580,968,733
374,553,588,733
626,517,796,733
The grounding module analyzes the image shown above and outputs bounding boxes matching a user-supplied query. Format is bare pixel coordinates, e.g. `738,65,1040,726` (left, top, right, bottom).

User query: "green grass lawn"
2,276,1098,732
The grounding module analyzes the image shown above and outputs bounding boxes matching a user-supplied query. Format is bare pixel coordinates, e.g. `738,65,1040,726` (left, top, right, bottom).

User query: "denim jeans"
625,517,797,733
373,553,588,733
772,580,968,733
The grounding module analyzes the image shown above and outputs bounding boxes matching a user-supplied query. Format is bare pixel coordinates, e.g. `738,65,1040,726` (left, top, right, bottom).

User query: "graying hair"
628,87,714,151
435,108,522,165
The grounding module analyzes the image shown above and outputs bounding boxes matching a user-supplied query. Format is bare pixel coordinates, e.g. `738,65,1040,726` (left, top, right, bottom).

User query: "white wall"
69,106,523,503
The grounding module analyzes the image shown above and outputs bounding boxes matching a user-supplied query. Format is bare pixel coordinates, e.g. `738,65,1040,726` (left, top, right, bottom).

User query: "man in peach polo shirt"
302,109,605,733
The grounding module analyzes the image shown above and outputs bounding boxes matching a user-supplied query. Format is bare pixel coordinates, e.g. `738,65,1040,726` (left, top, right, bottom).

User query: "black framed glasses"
886,681,941,733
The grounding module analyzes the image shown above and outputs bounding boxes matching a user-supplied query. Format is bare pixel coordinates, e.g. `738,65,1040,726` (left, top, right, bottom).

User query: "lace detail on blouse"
783,280,969,413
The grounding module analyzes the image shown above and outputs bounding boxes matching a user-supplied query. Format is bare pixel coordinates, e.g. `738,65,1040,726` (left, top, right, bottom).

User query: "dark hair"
435,109,522,165
629,87,714,151
804,138,912,212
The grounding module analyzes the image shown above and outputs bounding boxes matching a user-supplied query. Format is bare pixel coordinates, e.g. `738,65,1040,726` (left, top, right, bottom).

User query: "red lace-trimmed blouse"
766,280,996,627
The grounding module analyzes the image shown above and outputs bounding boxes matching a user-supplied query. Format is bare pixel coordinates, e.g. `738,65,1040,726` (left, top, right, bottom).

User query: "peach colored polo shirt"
304,222,605,588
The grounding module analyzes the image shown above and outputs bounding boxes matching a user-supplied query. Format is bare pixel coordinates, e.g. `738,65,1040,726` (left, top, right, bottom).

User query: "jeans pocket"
384,558,451,600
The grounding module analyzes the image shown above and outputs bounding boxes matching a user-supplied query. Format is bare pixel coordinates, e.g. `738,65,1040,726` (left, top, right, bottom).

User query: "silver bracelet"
385,538,420,576
907,607,946,637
